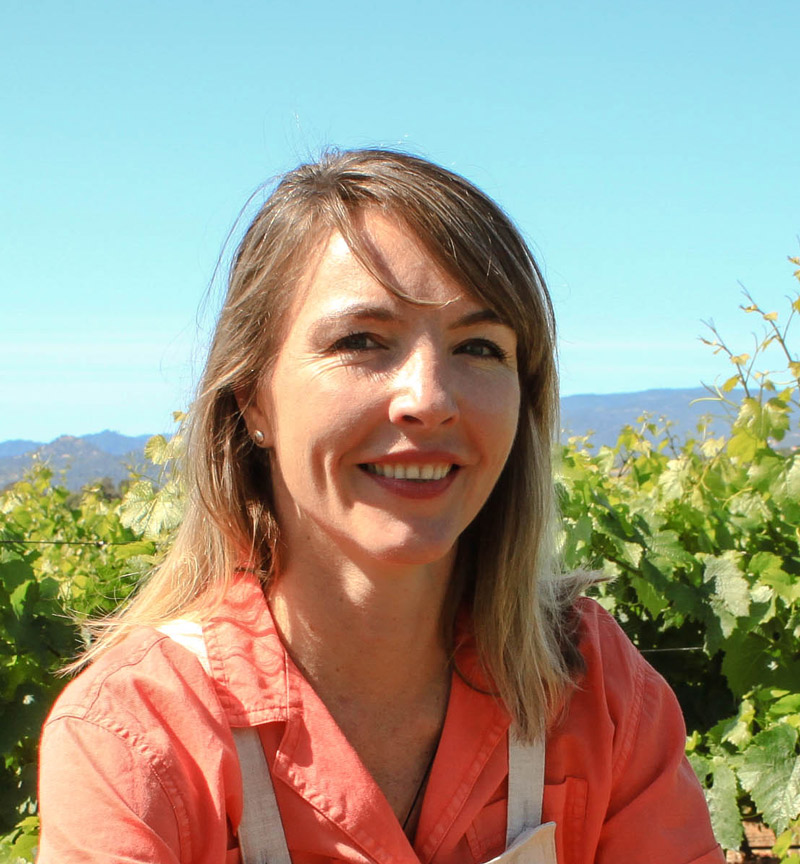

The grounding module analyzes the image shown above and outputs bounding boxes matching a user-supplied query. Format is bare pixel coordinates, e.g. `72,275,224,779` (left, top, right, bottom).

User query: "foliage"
1,271,799,859
0,428,183,862
558,262,800,858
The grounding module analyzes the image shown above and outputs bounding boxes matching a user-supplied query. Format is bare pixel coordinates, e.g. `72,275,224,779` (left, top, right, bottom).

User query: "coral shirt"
38,575,723,864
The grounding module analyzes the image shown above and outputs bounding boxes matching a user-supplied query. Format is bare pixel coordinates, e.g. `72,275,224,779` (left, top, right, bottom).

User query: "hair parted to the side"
78,148,585,739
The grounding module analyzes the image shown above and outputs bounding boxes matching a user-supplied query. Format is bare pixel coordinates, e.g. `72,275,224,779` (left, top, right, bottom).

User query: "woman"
38,150,723,864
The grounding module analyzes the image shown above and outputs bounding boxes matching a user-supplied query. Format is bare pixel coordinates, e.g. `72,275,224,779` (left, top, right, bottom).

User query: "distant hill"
81,431,152,456
562,387,800,450
2,389,798,491
0,439,42,458
0,431,153,492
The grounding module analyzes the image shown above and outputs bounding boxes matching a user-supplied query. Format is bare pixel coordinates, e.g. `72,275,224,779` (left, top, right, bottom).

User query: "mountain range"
3,388,797,492
0,431,153,491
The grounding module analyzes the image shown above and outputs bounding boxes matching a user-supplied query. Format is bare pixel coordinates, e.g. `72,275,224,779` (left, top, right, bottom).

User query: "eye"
455,339,510,361
329,332,383,353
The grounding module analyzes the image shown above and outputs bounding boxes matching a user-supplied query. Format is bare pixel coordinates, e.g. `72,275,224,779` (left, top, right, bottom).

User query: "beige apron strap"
157,621,292,864
157,619,211,673
486,822,558,864
232,727,292,864
506,731,546,847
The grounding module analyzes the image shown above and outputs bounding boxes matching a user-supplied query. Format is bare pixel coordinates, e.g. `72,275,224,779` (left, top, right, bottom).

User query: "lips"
362,462,454,481
358,454,462,499
359,462,460,501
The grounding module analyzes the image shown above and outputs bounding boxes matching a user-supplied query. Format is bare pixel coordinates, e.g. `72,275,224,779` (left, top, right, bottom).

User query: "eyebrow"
309,304,507,332
451,308,505,329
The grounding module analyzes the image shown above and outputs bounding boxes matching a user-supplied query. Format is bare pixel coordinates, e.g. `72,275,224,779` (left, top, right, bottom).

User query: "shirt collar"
202,573,293,726
202,573,511,861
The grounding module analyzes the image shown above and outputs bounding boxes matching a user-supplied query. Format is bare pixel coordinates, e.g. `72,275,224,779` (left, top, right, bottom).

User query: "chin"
349,531,458,570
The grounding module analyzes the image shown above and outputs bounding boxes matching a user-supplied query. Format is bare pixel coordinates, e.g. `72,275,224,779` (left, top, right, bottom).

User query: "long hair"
81,149,583,739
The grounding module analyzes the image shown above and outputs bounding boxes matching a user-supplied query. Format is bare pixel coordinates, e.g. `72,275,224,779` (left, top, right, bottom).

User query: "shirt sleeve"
36,631,238,864
37,714,184,864
595,623,725,864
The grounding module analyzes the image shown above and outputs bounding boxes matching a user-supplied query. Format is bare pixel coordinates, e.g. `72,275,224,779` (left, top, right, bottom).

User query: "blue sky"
2,0,798,441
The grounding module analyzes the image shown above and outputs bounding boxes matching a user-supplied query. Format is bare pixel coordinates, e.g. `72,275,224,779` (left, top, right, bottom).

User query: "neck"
268,548,455,831
268,550,454,707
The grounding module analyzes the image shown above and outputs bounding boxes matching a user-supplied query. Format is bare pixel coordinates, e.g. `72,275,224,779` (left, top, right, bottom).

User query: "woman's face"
244,212,521,572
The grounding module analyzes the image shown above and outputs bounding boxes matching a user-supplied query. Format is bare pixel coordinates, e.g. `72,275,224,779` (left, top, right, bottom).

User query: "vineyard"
1,269,799,861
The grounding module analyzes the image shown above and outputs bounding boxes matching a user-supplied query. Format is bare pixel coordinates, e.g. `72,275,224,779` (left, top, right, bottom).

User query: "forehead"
289,212,475,321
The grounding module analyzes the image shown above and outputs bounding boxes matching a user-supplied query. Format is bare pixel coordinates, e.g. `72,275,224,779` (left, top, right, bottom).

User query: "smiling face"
242,211,521,573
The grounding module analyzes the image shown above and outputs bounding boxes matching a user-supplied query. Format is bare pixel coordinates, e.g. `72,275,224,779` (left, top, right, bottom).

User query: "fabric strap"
158,622,552,863
506,731,546,847
156,622,291,863
232,727,293,864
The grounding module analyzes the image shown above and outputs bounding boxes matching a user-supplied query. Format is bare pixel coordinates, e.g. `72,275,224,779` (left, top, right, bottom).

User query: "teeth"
366,463,453,481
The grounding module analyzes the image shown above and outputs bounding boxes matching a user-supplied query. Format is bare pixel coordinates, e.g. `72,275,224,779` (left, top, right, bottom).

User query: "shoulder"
42,625,233,799
554,597,688,770
546,599,722,863
573,595,645,667
571,596,662,713
46,626,219,729
39,627,240,862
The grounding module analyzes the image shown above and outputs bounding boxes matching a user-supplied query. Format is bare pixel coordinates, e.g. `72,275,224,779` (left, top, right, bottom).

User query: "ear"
234,386,274,448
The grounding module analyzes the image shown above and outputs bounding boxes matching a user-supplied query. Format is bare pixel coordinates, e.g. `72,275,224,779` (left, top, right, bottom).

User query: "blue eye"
456,339,509,361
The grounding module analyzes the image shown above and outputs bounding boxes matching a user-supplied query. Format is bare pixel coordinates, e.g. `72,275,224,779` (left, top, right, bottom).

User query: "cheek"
472,378,521,446
271,380,377,482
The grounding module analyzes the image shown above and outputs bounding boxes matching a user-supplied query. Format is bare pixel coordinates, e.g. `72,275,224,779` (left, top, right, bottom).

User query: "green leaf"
747,448,786,487
762,398,791,441
647,530,696,566
113,540,155,562
9,581,35,620
720,629,775,698
700,437,726,458
657,457,692,501
766,693,800,723
721,375,741,393
737,725,800,834
749,551,786,582
773,825,800,858
688,751,711,781
0,556,34,596
0,814,39,862
143,435,169,465
120,480,183,540
631,574,667,618
727,429,758,463
719,699,756,748
740,583,776,627
703,553,750,637
707,758,744,850
728,491,770,530
143,432,183,467
771,459,800,506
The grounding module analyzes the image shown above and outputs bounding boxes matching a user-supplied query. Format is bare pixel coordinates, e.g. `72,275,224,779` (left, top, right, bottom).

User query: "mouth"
360,462,457,481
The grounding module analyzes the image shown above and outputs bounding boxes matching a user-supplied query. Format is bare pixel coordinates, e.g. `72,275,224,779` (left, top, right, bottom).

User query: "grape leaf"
708,758,744,850
737,726,800,834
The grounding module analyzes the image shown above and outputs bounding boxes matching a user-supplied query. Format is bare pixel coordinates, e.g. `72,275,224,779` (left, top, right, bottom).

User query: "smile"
362,463,455,481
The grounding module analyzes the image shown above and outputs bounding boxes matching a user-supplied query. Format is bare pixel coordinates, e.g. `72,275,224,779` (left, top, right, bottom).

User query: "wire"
0,538,147,547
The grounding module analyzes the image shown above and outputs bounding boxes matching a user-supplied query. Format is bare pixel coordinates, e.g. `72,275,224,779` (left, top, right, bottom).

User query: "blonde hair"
83,149,583,739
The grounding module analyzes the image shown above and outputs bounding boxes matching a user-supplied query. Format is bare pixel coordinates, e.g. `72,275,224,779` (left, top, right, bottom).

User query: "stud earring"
253,430,265,446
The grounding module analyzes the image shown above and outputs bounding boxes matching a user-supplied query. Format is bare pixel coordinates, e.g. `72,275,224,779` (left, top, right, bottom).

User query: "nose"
388,344,459,428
